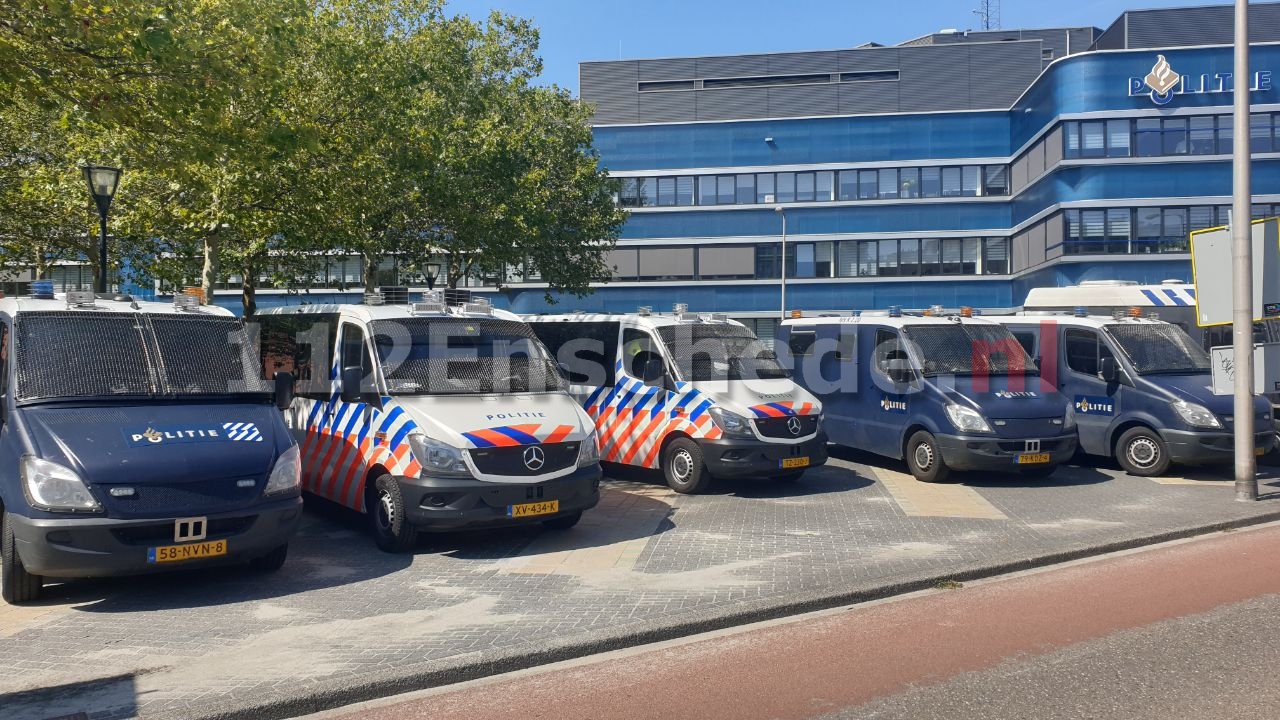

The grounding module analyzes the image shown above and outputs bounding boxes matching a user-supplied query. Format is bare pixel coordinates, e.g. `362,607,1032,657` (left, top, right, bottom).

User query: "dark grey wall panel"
838,47,900,71
637,91,697,123
1093,15,1126,50
581,61,639,125
897,45,972,112
696,54,771,79
767,51,838,75
695,88,771,120
967,41,1043,108
637,57,698,81
838,80,900,114
1125,4,1280,48
1067,28,1098,54
768,84,839,117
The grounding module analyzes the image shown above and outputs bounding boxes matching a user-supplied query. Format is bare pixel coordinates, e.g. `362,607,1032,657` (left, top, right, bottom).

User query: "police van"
779,308,1077,483
525,306,827,494
256,293,601,552
1,290,301,604
994,310,1278,476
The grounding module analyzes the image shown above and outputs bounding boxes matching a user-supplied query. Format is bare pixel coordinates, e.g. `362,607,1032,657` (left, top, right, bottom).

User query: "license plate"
781,457,810,470
508,500,559,518
1016,453,1051,465
148,539,228,564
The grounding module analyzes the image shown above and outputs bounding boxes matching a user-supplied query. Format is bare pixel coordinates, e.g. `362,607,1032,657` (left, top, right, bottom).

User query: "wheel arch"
359,465,392,513
899,423,929,461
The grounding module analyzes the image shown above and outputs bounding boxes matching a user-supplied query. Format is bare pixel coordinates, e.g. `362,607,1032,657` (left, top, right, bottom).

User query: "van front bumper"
1161,429,1279,465
935,433,1078,472
10,496,303,578
395,465,601,531
697,433,829,479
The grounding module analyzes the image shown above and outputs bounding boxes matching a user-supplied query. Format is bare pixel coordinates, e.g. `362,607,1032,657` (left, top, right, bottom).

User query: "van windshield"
1104,323,1210,375
901,322,1038,377
656,324,790,381
14,311,271,402
371,318,566,395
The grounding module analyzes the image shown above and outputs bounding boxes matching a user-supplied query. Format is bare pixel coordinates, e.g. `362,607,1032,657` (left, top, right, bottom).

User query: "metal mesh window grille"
371,318,565,395
1104,324,1210,374
902,323,1037,377
656,324,788,381
14,312,270,401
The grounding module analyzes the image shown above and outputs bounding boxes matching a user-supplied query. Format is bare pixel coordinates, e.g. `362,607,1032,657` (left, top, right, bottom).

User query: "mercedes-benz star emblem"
523,445,546,471
786,416,803,436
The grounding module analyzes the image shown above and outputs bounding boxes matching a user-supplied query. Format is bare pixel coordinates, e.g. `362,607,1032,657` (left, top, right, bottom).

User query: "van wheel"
543,511,582,531
663,438,711,494
2,512,42,604
249,544,288,572
1116,427,1171,477
370,475,419,553
906,431,950,483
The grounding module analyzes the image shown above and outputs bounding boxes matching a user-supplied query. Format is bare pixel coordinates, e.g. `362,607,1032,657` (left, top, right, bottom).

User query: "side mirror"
641,357,666,384
340,365,363,403
273,371,294,411
1099,356,1120,384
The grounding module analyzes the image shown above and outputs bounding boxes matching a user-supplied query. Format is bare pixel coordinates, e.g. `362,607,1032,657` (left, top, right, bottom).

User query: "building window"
1106,119,1130,157
1134,118,1162,157
982,165,1007,196
941,167,962,197
899,167,920,198
756,173,775,203
795,172,816,202
816,171,834,201
716,175,735,204
697,175,717,205
736,174,755,204
982,237,1009,274
776,172,796,203
858,170,877,200
1251,113,1274,153
1162,117,1188,155
878,239,899,277
921,167,941,198
676,176,694,205
657,177,676,206
1190,116,1216,155
920,238,941,276
878,168,899,199
899,238,920,276
837,170,857,201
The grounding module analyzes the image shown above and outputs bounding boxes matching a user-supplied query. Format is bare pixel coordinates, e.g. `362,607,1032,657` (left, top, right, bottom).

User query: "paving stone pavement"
2,451,1279,720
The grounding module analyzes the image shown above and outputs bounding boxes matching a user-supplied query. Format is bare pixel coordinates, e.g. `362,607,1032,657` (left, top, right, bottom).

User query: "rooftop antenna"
973,0,1000,30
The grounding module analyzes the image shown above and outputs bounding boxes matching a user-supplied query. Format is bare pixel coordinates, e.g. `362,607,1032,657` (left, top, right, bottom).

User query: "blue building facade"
481,3,1280,338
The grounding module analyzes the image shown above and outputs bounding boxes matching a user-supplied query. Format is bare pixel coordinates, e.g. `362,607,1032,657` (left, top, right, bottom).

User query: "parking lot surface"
3,451,1280,720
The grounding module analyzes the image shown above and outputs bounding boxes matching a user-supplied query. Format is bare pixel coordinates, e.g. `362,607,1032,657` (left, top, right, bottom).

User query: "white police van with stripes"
256,292,601,552
0,289,301,604
525,305,827,494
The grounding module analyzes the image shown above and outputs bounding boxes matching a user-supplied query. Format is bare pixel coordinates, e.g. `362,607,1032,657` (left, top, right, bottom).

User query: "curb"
193,507,1280,720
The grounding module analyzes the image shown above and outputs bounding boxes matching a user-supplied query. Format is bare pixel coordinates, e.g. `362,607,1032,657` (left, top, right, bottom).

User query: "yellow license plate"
148,539,228,564
1016,453,1051,465
509,500,559,518
781,457,810,469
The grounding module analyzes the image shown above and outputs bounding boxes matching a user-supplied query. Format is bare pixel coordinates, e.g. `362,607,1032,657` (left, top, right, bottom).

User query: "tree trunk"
363,251,378,293
241,275,257,318
201,229,221,306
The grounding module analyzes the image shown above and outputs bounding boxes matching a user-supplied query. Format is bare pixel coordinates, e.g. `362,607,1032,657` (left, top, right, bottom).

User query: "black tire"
2,511,42,604
542,511,582,531
775,471,804,483
1018,465,1057,479
905,430,951,483
1116,426,1172,477
369,475,419,553
248,544,288,572
663,438,712,494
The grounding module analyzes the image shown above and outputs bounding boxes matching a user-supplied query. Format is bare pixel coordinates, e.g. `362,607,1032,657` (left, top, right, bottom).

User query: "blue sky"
444,0,1221,93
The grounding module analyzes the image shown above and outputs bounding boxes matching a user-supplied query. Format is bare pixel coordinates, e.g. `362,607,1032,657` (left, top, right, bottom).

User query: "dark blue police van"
0,292,301,603
780,309,1077,482
995,311,1278,476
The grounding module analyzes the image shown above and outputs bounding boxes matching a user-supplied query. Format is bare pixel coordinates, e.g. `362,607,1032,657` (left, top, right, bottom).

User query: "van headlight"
263,445,302,497
21,456,101,513
944,404,993,434
577,430,600,468
708,407,755,439
1171,400,1223,429
1063,404,1077,431
410,433,471,477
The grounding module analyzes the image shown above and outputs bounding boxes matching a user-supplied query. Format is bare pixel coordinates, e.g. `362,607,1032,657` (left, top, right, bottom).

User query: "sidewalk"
2,452,1278,720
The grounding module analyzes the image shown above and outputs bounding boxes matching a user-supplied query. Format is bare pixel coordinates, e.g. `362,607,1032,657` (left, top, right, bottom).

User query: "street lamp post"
424,261,442,290
775,206,787,320
80,164,122,294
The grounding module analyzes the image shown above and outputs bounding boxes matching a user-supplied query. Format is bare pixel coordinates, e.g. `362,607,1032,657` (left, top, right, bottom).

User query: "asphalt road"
302,521,1280,720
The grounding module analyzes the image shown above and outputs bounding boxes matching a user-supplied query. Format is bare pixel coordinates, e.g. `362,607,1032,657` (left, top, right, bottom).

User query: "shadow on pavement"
0,672,136,720
960,464,1115,489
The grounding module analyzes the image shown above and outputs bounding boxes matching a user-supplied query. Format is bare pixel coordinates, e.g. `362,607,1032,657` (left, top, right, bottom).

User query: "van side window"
1013,331,1036,358
0,321,8,397
873,328,901,376
530,321,618,386
257,313,338,399
1064,329,1113,376
621,328,661,379
836,327,856,362
788,329,817,357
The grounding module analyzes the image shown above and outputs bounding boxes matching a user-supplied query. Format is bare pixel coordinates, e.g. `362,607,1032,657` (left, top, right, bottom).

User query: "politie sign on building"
1128,54,1272,105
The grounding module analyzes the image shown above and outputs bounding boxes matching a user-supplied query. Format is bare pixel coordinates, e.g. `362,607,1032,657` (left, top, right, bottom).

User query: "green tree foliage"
0,0,624,314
